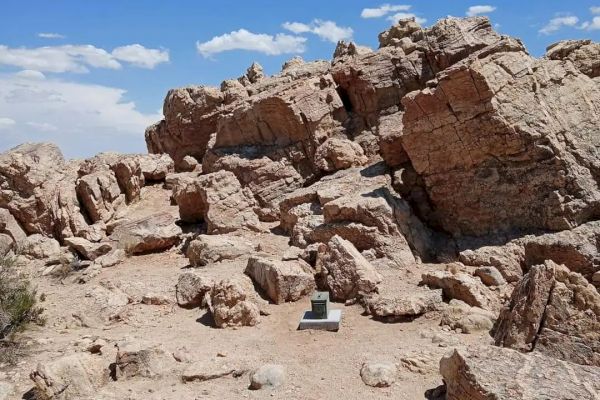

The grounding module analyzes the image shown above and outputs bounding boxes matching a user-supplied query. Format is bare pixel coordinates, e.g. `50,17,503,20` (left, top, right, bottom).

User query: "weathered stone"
173,170,261,233
360,362,397,388
179,155,200,172
182,359,243,382
63,237,112,261
175,272,213,308
30,353,108,400
0,208,26,243
313,138,368,172
495,260,600,366
546,39,600,78
249,364,285,390
364,289,443,320
187,234,255,267
474,266,506,287
210,278,260,328
459,243,524,283
110,211,181,255
94,249,125,268
441,299,496,334
138,153,174,181
0,234,12,257
421,269,498,311
115,341,170,379
245,256,315,304
316,235,382,301
110,156,144,202
19,234,61,259
76,170,124,224
440,346,600,400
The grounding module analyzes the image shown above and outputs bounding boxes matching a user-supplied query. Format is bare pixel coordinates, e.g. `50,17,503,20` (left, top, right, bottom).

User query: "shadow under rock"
425,384,446,400
196,310,216,328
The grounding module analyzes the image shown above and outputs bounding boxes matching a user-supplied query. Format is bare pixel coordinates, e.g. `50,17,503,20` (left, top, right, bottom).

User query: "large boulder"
64,237,112,261
137,153,174,181
187,234,255,267
421,269,499,311
19,234,61,259
315,235,382,301
440,346,600,400
30,353,108,399
399,32,600,236
172,170,261,234
363,289,443,320
546,39,600,78
494,260,600,366
114,341,171,379
245,256,315,304
109,212,181,255
210,278,261,328
175,272,214,308
76,170,124,224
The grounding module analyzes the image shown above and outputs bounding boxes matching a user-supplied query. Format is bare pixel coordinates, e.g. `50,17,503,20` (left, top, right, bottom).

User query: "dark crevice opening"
336,87,353,113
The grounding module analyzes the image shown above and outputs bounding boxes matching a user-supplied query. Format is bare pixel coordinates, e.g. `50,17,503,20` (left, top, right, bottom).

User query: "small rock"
474,266,506,286
360,362,397,387
182,360,243,382
142,293,171,305
249,364,285,390
175,272,213,308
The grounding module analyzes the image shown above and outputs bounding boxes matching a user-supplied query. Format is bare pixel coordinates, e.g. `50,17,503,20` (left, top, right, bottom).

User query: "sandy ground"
1,187,492,400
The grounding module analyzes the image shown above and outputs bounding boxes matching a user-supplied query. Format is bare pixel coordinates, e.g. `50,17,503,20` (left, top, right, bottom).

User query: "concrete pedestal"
298,309,342,331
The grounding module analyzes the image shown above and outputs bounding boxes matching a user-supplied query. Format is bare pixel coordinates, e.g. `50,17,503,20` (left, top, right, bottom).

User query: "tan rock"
110,211,181,255
316,235,382,301
210,278,260,328
19,234,61,259
0,208,26,243
360,362,397,388
363,289,443,320
110,156,144,202
459,243,524,283
30,353,108,400
313,138,368,172
138,153,174,181
76,170,124,224
546,39,600,78
187,234,255,267
440,346,600,400
63,237,112,261
173,170,261,234
421,269,498,311
245,256,315,304
115,341,170,379
440,299,496,334
175,272,214,308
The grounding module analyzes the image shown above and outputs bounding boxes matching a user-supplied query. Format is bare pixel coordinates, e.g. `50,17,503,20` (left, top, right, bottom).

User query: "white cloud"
539,16,579,34
387,13,427,25
38,33,65,39
591,6,600,14
361,4,411,18
112,44,169,69
0,72,161,157
15,69,46,80
196,29,306,57
581,16,600,30
0,117,16,129
466,5,497,17
282,20,353,43
0,44,169,73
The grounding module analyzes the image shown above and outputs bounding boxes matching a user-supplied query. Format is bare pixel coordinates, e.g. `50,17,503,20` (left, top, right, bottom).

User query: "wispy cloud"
361,4,411,18
539,15,579,34
581,16,600,30
0,71,161,156
466,5,497,17
196,29,306,57
38,32,65,39
591,6,600,14
282,20,353,43
0,44,169,73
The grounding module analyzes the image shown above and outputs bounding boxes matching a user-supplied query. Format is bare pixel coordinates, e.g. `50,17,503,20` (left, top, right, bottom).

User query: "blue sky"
0,0,599,158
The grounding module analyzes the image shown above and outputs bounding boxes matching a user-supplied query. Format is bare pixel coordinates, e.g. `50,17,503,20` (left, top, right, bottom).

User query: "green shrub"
0,256,44,341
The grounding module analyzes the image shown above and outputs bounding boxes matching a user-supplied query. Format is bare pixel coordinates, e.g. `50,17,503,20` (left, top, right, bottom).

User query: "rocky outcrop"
138,153,174,181
363,289,443,320
315,235,382,301
546,39,600,78
172,170,261,233
245,256,315,304
399,32,600,237
494,260,600,366
187,234,255,267
440,346,600,400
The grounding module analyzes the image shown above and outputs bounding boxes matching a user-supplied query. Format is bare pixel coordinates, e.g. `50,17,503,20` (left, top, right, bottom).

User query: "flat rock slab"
298,309,342,332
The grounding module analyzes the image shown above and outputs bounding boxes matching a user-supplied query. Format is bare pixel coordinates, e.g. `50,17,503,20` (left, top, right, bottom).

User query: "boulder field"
1,17,600,399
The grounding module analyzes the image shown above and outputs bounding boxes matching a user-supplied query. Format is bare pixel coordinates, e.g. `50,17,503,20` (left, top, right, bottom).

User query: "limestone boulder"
64,237,112,261
249,364,285,390
546,39,600,78
138,153,174,181
115,341,171,379
76,170,124,224
245,256,315,304
440,299,496,334
360,362,397,388
175,272,214,308
363,289,443,320
440,346,600,400
313,138,368,172
110,156,144,202
421,269,499,311
109,211,181,255
19,234,61,259
173,170,261,234
30,353,108,400
0,208,26,243
458,243,524,283
187,234,255,267
494,260,600,366
316,235,382,301
210,278,261,328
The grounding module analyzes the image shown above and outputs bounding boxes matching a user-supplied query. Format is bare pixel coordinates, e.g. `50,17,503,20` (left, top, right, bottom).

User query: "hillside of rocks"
1,16,600,400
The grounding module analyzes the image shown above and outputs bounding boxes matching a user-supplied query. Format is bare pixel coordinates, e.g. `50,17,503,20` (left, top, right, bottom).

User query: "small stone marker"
298,291,341,331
